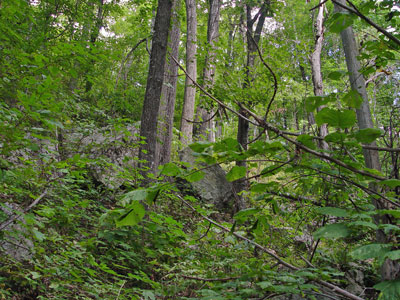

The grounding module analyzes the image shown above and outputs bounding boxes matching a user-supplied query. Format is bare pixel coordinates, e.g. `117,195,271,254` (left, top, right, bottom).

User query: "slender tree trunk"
234,3,267,207
139,0,173,177
157,0,181,166
180,0,197,145
335,0,400,281
194,0,221,142
310,0,329,150
85,0,104,96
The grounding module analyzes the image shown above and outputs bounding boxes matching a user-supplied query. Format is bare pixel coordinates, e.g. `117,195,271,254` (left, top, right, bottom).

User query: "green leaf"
234,208,260,221
324,132,347,143
315,108,356,129
327,71,345,81
257,281,272,289
354,128,382,143
350,243,391,260
115,201,145,227
186,171,205,182
349,221,378,230
189,141,212,153
385,250,400,260
378,209,400,218
120,189,148,206
33,229,45,241
142,290,156,300
226,166,246,182
328,12,354,33
160,163,181,176
297,134,316,150
378,179,400,188
313,223,350,239
374,280,400,300
315,207,349,217
305,95,335,112
342,89,363,108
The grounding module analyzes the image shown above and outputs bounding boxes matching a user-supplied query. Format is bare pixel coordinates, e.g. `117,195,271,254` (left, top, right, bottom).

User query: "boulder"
179,148,237,212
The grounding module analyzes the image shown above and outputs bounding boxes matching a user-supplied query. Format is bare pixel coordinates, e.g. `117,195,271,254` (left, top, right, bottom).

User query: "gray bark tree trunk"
157,0,181,166
335,0,400,281
139,0,173,177
310,0,329,150
194,0,221,142
180,0,197,145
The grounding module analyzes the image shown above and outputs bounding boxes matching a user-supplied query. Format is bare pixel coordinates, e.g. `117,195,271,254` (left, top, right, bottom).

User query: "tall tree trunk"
85,0,104,96
334,0,400,281
194,0,221,142
180,0,197,145
234,3,267,207
139,0,173,177
157,0,181,166
310,0,329,150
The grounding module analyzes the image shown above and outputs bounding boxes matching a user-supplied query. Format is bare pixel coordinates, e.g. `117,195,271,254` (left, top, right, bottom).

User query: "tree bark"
180,0,197,145
334,0,400,281
194,0,221,142
157,0,181,166
139,0,173,176
310,0,329,150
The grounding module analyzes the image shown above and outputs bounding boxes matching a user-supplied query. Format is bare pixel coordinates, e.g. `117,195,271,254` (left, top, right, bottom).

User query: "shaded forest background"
0,0,400,299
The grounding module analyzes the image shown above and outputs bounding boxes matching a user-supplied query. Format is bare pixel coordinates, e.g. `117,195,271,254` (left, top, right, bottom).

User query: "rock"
5,124,140,189
67,124,140,189
345,263,365,297
0,203,33,261
179,148,237,212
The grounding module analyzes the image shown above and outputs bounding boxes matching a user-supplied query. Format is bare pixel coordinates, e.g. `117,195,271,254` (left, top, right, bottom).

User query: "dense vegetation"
0,0,399,299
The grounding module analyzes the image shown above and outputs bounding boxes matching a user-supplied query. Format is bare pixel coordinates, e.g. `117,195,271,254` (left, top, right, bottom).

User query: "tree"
180,0,198,145
309,0,329,150
138,0,173,176
194,0,221,142
234,1,267,202
157,0,181,165
334,0,400,281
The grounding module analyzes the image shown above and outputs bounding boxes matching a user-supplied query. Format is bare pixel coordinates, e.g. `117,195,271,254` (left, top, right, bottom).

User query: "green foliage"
1,0,399,299
315,108,357,129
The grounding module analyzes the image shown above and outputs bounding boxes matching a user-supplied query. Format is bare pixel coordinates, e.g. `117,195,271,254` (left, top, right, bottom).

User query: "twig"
183,109,218,124
310,0,330,11
115,280,126,300
362,145,400,152
247,30,278,122
244,157,295,181
194,222,212,241
182,275,239,282
115,37,148,88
